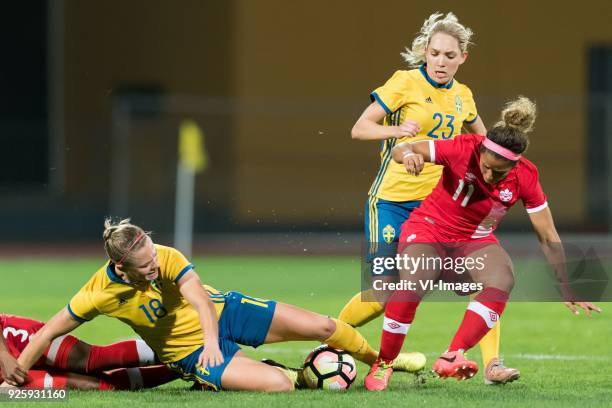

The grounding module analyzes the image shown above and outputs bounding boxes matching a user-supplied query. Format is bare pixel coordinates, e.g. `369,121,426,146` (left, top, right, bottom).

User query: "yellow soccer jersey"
369,65,478,201
67,244,225,363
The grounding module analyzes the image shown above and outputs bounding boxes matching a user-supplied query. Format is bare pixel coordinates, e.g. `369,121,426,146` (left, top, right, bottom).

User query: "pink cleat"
364,359,394,391
433,351,478,381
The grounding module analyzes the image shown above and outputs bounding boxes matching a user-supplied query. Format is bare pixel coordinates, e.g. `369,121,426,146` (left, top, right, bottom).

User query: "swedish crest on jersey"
455,95,463,113
382,224,396,244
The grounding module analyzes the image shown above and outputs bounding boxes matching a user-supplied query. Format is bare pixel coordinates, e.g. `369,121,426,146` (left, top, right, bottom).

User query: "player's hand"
402,152,425,176
0,352,27,386
564,301,602,317
197,343,224,370
0,381,17,389
394,120,420,138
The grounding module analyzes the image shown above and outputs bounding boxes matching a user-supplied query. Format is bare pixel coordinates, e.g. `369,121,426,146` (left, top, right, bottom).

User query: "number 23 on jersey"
427,113,455,139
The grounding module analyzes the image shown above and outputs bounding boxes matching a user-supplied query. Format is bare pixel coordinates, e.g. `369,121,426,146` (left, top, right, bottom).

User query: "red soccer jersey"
406,134,547,241
0,314,45,357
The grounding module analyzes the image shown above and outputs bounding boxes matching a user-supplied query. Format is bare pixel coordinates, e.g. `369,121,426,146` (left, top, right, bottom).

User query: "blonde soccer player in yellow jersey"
5,218,420,392
339,12,519,384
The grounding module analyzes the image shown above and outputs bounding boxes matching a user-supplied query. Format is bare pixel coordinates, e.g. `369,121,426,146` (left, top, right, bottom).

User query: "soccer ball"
302,345,357,390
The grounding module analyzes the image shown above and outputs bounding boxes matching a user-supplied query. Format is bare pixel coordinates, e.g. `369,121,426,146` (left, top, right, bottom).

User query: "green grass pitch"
0,256,610,407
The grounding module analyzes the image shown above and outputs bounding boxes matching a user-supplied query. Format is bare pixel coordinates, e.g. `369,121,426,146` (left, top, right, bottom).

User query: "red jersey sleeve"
430,134,480,167
519,161,548,213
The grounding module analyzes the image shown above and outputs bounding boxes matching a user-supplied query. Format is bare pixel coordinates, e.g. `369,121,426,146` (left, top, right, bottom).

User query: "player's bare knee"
317,317,336,340
265,371,293,392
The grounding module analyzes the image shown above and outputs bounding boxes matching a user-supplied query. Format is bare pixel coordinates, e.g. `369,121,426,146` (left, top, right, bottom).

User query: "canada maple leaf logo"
499,188,513,202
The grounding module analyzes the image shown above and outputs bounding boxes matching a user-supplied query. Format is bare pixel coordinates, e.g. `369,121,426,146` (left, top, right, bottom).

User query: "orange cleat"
364,359,394,391
433,351,478,381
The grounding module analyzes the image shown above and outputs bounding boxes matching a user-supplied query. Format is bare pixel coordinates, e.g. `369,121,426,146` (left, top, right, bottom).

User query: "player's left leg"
219,291,423,372
478,317,500,367
265,303,379,365
43,335,157,374
434,243,515,381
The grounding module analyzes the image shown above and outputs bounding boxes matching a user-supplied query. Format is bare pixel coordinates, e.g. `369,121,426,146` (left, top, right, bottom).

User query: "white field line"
114,339,610,362
255,347,611,361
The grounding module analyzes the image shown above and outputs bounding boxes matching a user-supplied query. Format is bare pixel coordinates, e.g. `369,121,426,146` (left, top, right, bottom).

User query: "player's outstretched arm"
177,270,223,369
351,102,420,141
0,331,27,386
528,207,602,316
13,308,81,383
391,140,432,176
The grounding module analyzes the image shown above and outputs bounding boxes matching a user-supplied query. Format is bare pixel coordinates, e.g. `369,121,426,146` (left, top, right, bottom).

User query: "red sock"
87,340,156,373
378,291,421,362
24,369,68,389
99,365,178,390
448,287,509,352
43,335,79,369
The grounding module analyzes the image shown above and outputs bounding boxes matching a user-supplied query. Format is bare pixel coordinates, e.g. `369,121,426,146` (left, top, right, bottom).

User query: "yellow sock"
324,318,378,365
479,321,501,366
338,290,384,327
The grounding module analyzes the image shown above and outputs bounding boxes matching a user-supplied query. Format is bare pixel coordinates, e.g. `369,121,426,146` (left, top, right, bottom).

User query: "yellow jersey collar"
106,263,132,285
419,64,454,90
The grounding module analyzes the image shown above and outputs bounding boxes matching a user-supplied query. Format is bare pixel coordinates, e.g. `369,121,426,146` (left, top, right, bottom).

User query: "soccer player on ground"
363,96,602,391
3,219,419,392
0,313,177,390
339,11,515,383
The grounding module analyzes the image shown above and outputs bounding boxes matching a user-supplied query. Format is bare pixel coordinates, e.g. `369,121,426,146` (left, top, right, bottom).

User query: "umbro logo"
118,298,128,306
387,322,401,330
425,97,433,104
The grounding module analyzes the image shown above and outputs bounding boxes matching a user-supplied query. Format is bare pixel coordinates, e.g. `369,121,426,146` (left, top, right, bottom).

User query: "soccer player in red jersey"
364,96,602,391
0,313,177,390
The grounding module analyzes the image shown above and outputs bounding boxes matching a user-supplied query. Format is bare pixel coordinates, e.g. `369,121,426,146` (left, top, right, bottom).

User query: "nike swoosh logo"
337,361,355,373
438,355,456,363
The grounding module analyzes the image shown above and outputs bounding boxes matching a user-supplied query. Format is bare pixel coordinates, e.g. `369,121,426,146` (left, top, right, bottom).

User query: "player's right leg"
167,341,292,392
220,351,293,392
22,366,176,391
365,240,442,391
23,369,101,390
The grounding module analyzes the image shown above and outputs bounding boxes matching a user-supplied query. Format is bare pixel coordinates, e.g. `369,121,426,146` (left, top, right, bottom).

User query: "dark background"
2,0,612,241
